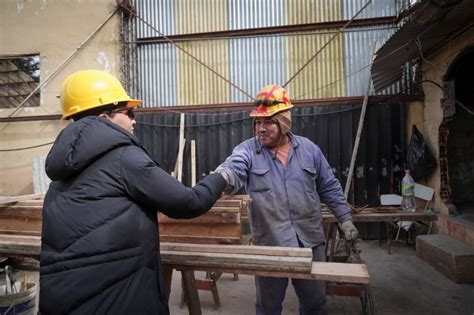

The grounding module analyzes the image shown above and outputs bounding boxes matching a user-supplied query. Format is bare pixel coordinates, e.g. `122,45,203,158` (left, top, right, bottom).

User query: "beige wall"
414,28,474,214
0,0,122,195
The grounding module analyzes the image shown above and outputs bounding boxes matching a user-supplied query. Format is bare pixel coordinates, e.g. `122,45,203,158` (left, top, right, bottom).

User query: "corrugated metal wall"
132,0,404,107
135,0,400,35
286,31,345,99
343,25,399,96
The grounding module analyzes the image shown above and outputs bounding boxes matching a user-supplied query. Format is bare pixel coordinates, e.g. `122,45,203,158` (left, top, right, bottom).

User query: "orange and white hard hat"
250,84,293,118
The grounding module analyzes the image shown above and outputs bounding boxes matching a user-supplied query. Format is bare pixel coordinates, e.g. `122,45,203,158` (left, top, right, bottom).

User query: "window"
0,54,40,108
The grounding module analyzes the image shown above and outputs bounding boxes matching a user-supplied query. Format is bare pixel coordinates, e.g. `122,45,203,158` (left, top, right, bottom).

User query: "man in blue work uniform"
216,84,359,315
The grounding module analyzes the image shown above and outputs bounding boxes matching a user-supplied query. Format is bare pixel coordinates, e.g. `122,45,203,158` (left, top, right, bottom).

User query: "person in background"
216,84,359,315
39,69,228,314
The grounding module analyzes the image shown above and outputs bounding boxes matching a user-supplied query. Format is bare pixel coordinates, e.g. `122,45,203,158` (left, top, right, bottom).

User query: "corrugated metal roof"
372,0,474,92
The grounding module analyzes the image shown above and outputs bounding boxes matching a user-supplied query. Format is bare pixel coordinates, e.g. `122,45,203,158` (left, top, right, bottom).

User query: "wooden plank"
161,251,312,273
0,206,43,219
161,242,312,258
163,265,173,300
165,261,369,284
0,194,44,205
212,199,242,208
191,140,196,186
181,270,202,315
159,223,241,238
0,234,41,257
7,200,44,207
205,206,242,213
160,235,241,245
0,230,41,237
0,219,42,233
158,212,240,224
194,279,214,291
311,262,369,284
176,113,185,182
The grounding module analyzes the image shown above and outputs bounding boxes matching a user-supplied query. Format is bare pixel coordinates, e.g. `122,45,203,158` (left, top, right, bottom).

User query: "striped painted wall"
132,0,405,107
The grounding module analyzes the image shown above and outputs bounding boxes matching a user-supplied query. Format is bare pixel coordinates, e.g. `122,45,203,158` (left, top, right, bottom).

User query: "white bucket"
0,282,36,315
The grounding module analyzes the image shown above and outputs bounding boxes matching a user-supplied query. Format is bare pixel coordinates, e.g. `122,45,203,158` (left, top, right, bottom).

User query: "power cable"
0,142,54,152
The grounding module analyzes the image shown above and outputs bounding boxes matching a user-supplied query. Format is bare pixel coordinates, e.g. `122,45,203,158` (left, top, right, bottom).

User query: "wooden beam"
161,242,312,258
0,194,44,205
160,235,241,245
166,261,369,284
161,251,312,273
0,234,41,257
176,113,185,182
191,140,196,186
158,211,240,224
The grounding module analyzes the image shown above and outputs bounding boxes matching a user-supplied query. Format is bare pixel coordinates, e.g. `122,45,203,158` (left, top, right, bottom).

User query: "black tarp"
135,101,406,239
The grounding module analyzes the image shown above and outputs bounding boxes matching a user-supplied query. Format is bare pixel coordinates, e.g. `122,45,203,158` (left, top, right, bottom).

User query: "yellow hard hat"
250,84,293,118
60,70,141,119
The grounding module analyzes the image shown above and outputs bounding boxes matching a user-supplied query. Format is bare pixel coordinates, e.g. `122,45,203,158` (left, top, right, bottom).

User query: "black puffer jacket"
39,117,226,314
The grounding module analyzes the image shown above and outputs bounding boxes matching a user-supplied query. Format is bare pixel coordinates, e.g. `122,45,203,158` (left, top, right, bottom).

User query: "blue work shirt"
217,133,351,247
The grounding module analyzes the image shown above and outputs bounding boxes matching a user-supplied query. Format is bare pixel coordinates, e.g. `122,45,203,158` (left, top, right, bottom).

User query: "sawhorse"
163,261,373,315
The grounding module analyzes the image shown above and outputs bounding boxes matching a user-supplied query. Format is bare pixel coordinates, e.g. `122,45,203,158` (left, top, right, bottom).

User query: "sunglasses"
113,108,135,119
254,99,286,107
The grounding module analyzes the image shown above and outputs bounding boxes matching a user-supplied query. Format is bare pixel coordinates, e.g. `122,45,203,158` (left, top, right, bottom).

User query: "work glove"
341,220,359,241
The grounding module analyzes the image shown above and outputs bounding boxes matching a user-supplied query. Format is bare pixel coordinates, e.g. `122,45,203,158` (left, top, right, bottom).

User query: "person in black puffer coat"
39,70,228,315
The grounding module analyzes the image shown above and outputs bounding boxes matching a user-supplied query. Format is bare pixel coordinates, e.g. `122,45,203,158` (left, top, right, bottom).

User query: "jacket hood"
46,116,142,181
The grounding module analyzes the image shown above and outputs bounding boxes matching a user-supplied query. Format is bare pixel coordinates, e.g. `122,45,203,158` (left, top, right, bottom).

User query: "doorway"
444,46,474,220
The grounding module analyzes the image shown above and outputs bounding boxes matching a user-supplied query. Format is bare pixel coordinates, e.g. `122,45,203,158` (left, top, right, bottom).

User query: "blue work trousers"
255,244,327,315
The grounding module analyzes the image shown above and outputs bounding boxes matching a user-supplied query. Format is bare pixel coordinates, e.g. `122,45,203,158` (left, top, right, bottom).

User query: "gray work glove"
341,220,359,241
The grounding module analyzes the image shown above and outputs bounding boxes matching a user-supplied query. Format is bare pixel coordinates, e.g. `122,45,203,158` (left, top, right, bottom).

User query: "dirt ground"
8,240,474,314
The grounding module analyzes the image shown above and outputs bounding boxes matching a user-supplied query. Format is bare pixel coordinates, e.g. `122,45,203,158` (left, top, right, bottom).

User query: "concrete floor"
8,240,474,315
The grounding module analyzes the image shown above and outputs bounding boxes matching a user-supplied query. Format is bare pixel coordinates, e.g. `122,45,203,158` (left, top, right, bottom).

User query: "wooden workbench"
323,211,438,223
324,210,438,257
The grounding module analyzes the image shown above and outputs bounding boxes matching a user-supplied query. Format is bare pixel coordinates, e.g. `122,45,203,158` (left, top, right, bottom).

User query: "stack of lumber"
161,242,312,273
217,195,251,222
0,234,41,258
158,198,245,245
0,194,43,236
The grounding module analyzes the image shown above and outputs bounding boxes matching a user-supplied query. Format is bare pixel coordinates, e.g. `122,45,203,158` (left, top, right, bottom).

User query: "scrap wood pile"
0,194,43,237
158,195,251,245
0,194,44,259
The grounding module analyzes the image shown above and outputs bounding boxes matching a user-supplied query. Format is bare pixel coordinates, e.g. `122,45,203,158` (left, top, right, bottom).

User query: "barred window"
0,54,40,108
